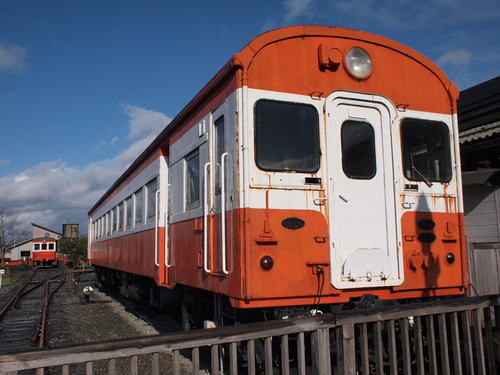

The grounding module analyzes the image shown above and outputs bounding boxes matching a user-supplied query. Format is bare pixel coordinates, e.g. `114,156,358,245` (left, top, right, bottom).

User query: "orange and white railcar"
32,238,57,267
88,26,466,323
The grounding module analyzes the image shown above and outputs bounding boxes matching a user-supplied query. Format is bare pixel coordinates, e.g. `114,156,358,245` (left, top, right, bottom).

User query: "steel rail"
0,268,39,318
37,270,67,349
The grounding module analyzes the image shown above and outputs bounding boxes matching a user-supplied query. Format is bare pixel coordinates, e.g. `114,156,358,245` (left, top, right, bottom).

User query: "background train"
88,25,467,327
32,238,57,267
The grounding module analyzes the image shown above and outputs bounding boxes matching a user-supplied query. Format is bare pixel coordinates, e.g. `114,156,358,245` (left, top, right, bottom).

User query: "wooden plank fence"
1,294,500,375
469,243,500,296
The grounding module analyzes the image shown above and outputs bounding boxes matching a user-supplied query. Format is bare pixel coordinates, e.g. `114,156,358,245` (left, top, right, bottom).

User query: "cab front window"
255,100,320,173
401,118,452,184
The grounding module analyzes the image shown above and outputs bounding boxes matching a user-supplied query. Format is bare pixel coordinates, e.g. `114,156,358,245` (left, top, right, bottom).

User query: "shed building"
458,76,500,296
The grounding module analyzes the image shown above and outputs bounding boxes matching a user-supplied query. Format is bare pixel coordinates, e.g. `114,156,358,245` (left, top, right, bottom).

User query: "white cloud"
0,159,121,235
0,43,27,73
261,0,315,32
14,174,29,183
0,158,10,167
93,140,106,152
0,105,172,235
283,0,315,23
111,136,119,146
112,136,156,167
436,49,472,71
120,103,172,140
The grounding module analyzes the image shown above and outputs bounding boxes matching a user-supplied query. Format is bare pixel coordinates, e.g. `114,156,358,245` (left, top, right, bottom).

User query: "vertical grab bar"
165,184,172,267
88,218,93,260
204,162,211,273
155,190,160,267
221,152,229,275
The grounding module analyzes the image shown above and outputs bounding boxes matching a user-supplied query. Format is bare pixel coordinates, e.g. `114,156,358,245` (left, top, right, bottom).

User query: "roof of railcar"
89,25,456,215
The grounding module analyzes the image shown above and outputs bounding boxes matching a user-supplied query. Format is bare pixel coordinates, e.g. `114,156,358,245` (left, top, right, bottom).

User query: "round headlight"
345,47,372,79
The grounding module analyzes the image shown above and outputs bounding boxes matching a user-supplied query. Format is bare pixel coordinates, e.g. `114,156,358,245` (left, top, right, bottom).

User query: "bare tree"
0,206,28,266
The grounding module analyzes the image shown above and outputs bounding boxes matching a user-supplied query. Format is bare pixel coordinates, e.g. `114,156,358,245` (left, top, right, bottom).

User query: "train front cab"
238,92,465,313
232,28,466,313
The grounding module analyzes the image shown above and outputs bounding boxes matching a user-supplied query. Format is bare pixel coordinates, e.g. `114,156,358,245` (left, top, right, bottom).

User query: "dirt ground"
0,266,195,374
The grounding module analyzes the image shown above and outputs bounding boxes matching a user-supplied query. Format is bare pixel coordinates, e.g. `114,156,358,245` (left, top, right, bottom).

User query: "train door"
204,103,231,275
325,92,403,289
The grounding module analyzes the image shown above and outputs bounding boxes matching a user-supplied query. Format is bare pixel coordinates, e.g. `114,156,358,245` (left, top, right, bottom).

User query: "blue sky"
1,0,499,235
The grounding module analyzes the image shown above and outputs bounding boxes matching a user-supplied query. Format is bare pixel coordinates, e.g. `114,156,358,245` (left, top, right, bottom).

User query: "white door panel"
326,93,403,289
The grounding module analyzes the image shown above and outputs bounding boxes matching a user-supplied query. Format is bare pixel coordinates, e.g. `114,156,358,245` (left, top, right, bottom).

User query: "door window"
341,120,376,179
135,188,144,226
185,151,200,210
146,178,157,222
214,116,225,196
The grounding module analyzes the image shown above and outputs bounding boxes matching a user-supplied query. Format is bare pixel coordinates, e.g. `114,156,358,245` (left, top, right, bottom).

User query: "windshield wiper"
410,154,433,188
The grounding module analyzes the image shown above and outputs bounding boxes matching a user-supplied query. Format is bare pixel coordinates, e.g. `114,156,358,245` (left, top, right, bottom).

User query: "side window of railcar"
254,100,320,173
106,211,112,236
34,244,40,250
42,244,47,250
135,188,144,226
111,208,117,234
214,116,225,196
49,243,54,250
341,121,376,179
118,202,124,232
126,196,133,229
401,119,452,183
146,178,157,223
186,151,200,210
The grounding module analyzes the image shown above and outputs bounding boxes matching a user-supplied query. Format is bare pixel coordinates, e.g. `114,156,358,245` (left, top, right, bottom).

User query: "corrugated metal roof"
459,120,500,144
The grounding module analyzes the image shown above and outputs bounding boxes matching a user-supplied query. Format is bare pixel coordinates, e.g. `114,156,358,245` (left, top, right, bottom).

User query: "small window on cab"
146,178,157,222
112,207,117,233
118,202,124,232
401,119,452,183
214,116,225,196
186,151,200,210
106,211,112,235
254,100,320,173
135,188,144,226
125,196,133,229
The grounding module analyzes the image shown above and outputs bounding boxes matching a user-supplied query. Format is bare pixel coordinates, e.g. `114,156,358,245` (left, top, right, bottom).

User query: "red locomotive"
88,26,466,326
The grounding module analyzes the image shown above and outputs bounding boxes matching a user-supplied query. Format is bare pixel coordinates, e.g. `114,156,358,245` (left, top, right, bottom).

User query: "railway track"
0,267,73,353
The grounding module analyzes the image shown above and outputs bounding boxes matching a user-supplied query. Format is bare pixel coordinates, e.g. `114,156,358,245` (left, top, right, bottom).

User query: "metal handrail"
221,152,229,275
204,162,211,273
165,184,172,267
155,190,160,267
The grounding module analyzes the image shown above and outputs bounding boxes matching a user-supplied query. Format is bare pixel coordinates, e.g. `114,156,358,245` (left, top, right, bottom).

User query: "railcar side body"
88,26,466,320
